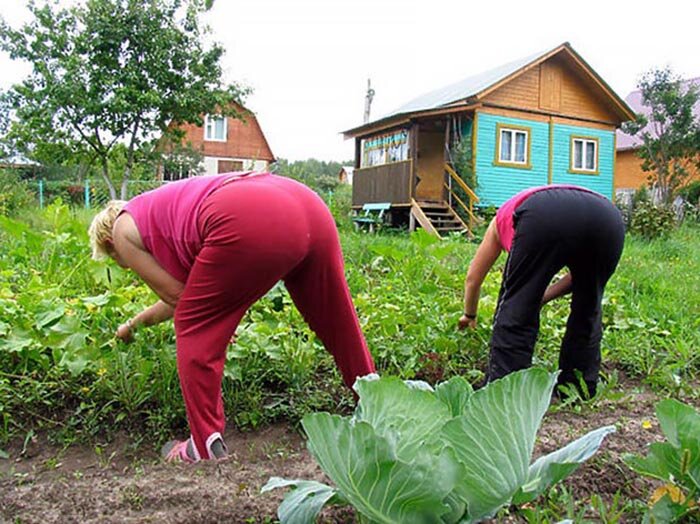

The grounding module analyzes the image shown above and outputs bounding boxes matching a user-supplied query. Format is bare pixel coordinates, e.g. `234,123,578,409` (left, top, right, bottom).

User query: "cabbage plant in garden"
263,368,615,523
624,399,700,522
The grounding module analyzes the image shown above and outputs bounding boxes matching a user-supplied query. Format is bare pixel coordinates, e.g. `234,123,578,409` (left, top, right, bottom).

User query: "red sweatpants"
173,174,375,459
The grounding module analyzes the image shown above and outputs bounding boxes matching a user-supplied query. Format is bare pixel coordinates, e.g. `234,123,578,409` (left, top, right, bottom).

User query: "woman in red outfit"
88,172,375,462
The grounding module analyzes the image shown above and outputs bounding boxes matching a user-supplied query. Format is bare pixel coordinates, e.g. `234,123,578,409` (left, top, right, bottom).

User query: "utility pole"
364,78,375,123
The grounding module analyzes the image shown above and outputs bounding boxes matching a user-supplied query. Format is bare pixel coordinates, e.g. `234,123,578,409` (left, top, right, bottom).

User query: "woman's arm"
542,272,573,304
116,300,175,342
458,218,503,329
112,213,185,306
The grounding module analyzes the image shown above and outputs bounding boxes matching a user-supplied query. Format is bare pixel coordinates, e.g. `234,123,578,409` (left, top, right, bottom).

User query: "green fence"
36,179,163,209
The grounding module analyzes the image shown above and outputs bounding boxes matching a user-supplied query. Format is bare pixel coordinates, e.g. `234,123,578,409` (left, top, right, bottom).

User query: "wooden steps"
410,199,469,238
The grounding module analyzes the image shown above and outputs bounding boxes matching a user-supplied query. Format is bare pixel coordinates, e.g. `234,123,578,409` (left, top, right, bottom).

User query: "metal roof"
381,49,545,120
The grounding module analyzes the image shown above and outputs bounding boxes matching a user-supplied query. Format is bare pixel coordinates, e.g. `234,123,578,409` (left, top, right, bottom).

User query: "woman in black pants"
458,185,625,397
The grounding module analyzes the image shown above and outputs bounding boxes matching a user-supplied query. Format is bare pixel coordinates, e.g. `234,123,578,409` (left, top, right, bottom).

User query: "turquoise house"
343,42,634,237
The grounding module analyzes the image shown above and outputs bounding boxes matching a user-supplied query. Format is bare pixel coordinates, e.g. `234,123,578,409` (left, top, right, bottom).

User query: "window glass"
572,138,597,171
514,132,526,163
500,130,512,162
585,141,596,170
574,140,583,169
205,115,226,141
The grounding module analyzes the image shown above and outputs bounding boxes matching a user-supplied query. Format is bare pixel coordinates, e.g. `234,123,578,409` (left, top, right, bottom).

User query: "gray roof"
378,49,546,122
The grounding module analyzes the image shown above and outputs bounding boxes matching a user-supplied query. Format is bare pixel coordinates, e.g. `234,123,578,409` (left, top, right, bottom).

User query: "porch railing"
352,160,413,206
444,163,480,230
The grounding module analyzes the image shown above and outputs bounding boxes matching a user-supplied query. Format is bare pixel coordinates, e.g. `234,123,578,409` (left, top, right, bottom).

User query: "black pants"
488,189,625,395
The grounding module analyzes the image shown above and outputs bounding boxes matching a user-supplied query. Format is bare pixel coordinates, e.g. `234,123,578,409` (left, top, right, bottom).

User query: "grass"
0,203,698,450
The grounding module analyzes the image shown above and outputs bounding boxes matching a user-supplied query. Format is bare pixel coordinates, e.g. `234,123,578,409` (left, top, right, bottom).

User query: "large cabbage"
263,368,615,523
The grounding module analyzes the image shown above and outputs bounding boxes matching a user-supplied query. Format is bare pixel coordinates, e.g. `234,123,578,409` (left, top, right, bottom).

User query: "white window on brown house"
204,115,227,142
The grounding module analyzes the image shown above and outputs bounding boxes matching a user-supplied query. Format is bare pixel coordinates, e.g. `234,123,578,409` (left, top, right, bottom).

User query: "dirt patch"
0,390,680,523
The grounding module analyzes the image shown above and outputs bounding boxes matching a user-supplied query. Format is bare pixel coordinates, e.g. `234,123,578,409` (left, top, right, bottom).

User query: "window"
361,129,409,167
570,137,598,173
497,126,529,166
204,115,227,141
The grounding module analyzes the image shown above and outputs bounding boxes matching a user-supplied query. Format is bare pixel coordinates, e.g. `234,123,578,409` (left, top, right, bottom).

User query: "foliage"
0,0,246,198
264,369,615,523
678,181,700,224
624,399,700,522
678,181,700,206
0,168,34,216
159,141,205,181
629,199,677,240
622,68,700,204
1,205,699,461
272,158,347,194
449,132,476,192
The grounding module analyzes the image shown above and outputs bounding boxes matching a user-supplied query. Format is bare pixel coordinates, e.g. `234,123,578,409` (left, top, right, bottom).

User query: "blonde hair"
88,200,127,260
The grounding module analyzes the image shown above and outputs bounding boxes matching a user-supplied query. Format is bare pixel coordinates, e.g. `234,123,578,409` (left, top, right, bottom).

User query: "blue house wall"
473,112,615,206
551,123,614,198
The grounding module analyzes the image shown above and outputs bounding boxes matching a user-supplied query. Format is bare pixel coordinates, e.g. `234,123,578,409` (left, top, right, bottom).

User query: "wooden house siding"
483,68,541,110
351,160,413,206
475,112,616,206
551,123,615,198
484,57,620,125
615,149,648,190
474,112,549,206
558,69,618,123
615,149,700,191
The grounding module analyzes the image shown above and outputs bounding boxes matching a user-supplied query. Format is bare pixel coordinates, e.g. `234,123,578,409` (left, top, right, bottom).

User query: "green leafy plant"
629,200,677,240
624,399,700,522
263,368,616,523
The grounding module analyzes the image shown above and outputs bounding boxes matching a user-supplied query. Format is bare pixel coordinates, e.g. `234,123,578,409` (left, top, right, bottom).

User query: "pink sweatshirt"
122,172,256,282
495,185,601,252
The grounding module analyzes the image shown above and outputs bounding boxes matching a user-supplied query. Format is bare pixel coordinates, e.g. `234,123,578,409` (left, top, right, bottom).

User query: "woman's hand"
457,314,477,330
116,321,134,343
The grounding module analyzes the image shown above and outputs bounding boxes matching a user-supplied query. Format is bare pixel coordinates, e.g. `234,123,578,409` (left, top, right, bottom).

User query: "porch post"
444,118,451,205
409,122,419,201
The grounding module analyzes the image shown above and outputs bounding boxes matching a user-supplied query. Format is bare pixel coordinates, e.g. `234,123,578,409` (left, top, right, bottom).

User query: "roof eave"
343,101,478,139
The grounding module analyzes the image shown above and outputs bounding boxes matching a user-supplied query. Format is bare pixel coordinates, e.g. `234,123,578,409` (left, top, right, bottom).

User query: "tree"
273,158,347,194
622,68,700,204
0,0,247,199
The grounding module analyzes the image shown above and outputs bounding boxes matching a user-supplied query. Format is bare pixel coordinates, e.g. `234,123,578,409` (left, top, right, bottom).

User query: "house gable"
177,109,275,162
482,54,624,125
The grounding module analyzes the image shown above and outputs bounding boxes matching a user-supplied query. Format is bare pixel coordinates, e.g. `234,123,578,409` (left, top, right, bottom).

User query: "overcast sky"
1,0,698,162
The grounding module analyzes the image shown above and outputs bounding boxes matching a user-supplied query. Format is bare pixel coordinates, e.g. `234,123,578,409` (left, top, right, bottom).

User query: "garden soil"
0,388,673,523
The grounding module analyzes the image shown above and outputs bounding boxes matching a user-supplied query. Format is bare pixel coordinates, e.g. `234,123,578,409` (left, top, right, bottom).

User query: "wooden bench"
352,203,391,232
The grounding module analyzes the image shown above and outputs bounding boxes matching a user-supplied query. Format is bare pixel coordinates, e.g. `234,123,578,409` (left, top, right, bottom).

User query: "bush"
678,180,700,205
327,184,352,230
0,169,34,216
629,200,677,239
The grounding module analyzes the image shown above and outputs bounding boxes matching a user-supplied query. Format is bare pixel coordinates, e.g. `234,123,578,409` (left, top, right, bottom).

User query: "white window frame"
571,137,598,172
498,127,529,165
204,114,227,142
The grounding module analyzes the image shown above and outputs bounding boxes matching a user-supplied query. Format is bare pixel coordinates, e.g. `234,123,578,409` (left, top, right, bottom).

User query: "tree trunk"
100,157,117,200
120,118,141,200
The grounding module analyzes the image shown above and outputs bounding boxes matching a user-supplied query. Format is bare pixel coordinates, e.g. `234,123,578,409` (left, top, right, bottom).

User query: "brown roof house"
160,103,275,180
615,77,700,192
343,42,634,237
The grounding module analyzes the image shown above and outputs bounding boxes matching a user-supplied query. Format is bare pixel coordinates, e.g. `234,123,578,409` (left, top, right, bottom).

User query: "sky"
1,0,698,162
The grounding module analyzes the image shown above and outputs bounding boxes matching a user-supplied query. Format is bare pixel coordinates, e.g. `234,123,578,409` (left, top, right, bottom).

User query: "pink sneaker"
162,439,195,463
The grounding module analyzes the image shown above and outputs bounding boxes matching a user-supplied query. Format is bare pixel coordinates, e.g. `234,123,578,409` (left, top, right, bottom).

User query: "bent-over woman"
458,185,625,397
89,172,375,462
